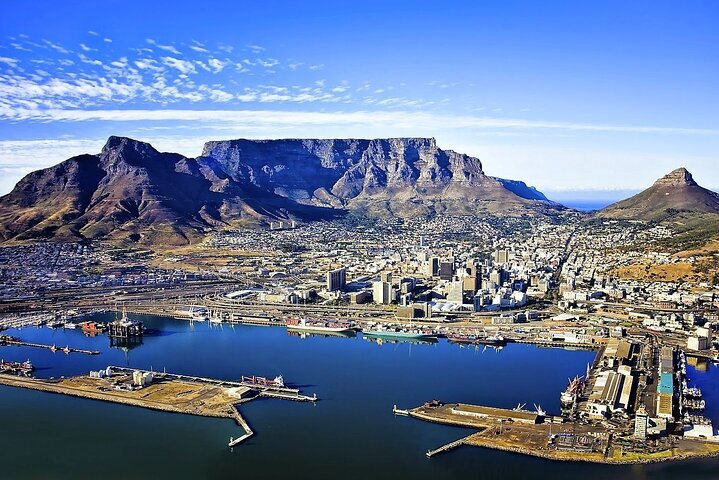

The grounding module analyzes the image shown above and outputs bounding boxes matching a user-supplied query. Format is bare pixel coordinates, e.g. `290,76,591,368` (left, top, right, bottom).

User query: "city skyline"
1,1,718,197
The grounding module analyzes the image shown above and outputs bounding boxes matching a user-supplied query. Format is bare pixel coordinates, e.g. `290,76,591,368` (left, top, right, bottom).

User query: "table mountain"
201,137,556,217
0,136,559,245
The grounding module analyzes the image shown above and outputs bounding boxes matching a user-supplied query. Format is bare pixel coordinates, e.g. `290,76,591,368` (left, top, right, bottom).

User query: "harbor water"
0,313,718,479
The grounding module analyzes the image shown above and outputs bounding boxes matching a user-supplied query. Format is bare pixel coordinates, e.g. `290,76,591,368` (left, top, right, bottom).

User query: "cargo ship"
286,317,355,334
560,375,584,408
241,375,285,388
363,326,437,341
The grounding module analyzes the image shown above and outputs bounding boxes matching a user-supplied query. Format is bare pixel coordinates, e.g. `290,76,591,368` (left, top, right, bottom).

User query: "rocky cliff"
201,137,555,216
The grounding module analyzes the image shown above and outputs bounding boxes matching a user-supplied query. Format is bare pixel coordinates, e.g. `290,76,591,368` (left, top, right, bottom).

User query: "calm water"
1,314,718,480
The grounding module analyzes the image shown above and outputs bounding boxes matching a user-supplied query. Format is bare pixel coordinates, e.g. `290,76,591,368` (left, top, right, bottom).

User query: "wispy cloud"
161,56,196,74
2,108,718,137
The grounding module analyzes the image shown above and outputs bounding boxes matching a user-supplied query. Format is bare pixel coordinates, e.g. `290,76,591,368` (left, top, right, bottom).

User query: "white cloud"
0,57,19,67
1,108,717,137
156,44,181,55
78,53,103,66
207,58,227,73
161,56,196,74
247,44,265,53
189,42,209,53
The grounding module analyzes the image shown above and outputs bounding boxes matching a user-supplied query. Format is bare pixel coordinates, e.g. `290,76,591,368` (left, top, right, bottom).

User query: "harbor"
0,312,718,479
394,336,719,465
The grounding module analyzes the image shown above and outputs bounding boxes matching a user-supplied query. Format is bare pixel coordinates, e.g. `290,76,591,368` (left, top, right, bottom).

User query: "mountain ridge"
0,135,561,245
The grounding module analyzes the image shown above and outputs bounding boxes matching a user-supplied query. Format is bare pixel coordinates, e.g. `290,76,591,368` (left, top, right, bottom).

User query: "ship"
560,375,584,408
286,317,354,334
241,375,285,389
447,332,506,346
363,325,437,341
79,321,106,335
0,359,34,375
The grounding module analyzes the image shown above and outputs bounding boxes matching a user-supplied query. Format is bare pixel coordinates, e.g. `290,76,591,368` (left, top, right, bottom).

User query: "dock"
107,365,313,399
0,335,100,355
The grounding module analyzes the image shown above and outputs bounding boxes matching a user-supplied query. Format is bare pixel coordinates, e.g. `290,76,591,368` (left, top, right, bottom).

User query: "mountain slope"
0,136,560,245
599,168,719,221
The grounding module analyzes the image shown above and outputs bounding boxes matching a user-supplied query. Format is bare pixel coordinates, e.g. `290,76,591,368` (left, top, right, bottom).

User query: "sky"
1,0,718,200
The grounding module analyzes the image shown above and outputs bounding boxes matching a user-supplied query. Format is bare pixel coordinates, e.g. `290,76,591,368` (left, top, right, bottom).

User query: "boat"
447,332,506,346
363,326,437,341
286,317,354,334
447,333,481,344
0,359,34,375
478,334,506,345
560,375,584,408
79,321,106,335
241,375,285,388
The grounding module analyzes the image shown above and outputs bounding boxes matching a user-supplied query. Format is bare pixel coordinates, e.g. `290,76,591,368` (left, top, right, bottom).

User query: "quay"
0,366,316,448
396,398,719,464
107,365,314,399
0,335,100,355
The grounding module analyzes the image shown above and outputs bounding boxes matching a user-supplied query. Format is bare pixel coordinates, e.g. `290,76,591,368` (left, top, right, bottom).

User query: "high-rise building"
426,257,440,277
446,280,464,303
634,407,648,440
373,281,392,304
380,271,393,284
494,249,509,264
326,267,346,292
439,261,453,281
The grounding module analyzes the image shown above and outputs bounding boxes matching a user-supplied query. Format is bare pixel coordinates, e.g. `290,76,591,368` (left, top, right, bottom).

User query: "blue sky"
1,0,718,199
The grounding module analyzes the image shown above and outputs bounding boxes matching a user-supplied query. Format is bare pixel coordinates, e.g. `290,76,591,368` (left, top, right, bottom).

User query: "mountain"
599,167,719,220
0,136,559,245
200,137,558,217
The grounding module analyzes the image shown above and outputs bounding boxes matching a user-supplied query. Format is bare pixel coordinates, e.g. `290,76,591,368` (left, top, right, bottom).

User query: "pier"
426,433,479,458
0,335,100,355
107,365,314,399
228,405,254,447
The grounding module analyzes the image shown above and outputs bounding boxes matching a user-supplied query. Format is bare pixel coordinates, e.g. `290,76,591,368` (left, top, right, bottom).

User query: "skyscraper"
327,267,346,291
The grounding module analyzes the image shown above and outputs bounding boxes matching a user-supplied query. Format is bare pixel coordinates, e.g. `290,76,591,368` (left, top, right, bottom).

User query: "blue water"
0,314,717,479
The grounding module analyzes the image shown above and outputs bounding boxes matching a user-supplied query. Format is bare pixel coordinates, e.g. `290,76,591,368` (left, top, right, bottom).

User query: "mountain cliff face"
201,137,554,216
0,136,559,245
599,167,719,220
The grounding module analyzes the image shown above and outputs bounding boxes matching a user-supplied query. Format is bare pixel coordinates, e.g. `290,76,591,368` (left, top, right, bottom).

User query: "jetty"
0,335,99,355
